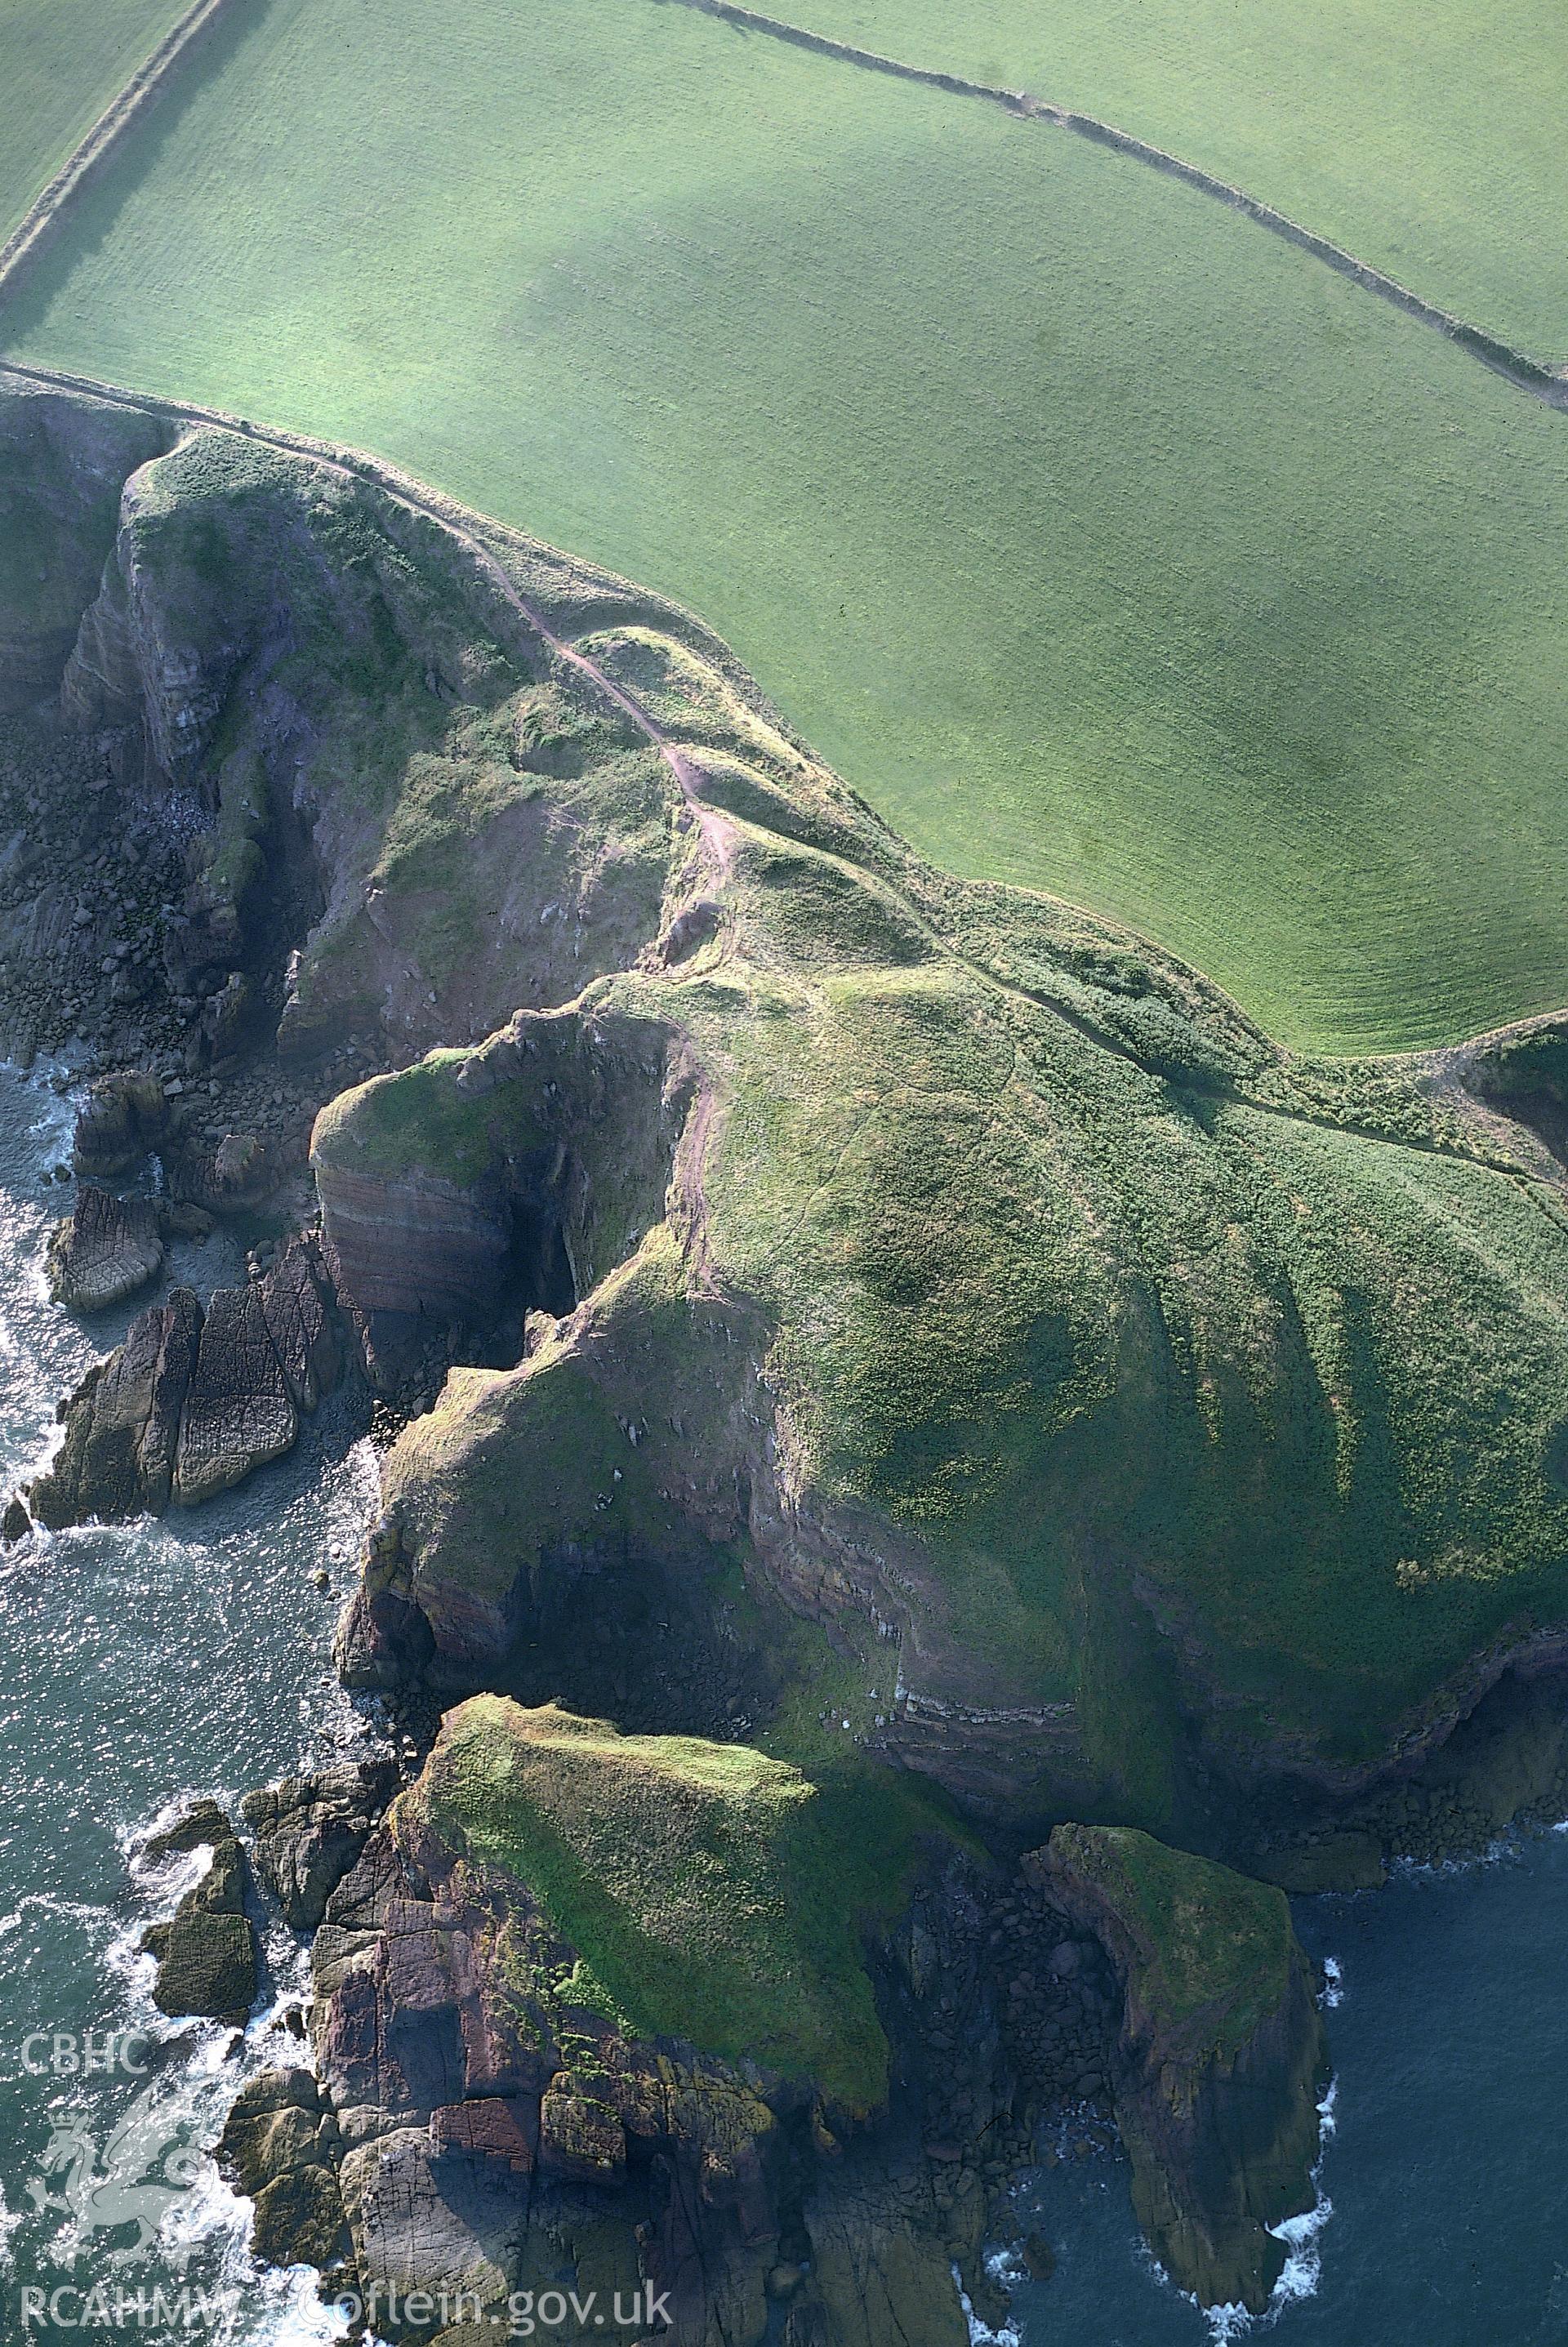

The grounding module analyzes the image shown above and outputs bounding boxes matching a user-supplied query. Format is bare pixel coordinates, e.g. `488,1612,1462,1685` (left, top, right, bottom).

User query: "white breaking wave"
954,2261,1023,2347
163,2158,353,2347
1199,2075,1339,2340
0,2185,26,2271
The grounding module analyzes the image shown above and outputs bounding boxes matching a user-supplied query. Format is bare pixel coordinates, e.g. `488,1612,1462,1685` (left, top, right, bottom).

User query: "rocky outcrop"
141,1801,258,2026
306,1822,792,2340
30,1285,201,1525
216,2069,350,2271
256,1240,343,1411
241,1759,395,1931
46,1185,163,1310
289,1700,982,2347
72,1071,176,1178
172,1279,298,1506
1026,1825,1329,2314
31,1236,344,1525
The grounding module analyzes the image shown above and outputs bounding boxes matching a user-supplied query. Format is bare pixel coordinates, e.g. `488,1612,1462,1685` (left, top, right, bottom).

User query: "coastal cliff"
1027,1826,1330,2312
5,367,1568,2323
296,1696,985,2346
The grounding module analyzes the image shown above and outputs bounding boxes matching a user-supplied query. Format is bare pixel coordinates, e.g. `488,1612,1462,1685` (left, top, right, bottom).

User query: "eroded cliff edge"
5,364,1568,2327
1027,1826,1329,2314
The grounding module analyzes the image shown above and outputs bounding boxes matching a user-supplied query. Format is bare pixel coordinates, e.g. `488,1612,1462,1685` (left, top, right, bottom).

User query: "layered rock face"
313,1004,685,1350
30,1236,341,1524
1027,1825,1330,2313
0,382,167,713
46,1185,163,1310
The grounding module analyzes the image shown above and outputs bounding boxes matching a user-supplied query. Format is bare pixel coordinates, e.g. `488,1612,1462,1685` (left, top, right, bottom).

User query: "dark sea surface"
1005,1831,1568,2345
0,1061,1564,2345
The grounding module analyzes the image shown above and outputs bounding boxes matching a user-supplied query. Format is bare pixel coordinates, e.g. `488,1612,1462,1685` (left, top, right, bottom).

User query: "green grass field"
798,0,1568,359
0,0,187,236
3,0,1567,1050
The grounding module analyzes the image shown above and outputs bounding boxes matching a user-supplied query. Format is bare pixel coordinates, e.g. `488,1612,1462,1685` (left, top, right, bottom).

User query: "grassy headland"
404,1694,957,2111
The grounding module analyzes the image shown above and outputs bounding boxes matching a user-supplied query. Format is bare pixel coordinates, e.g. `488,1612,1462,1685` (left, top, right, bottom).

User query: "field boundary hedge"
679,0,1568,412
0,0,254,307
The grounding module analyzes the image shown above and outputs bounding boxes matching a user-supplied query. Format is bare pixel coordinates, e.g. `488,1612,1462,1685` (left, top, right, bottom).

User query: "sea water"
0,1062,381,2342
1003,1829,1568,2345
0,1059,1565,2345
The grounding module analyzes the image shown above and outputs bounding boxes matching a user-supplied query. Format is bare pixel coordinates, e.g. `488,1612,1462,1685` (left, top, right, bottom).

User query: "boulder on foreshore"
46,1184,163,1311
141,1803,258,2027
167,1128,278,1215
241,1758,395,1931
145,1911,256,2025
1025,1825,1330,2316
30,1236,345,1526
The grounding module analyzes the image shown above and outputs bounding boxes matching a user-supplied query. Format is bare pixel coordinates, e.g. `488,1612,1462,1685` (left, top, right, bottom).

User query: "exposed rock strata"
313,1004,685,1351
46,1183,163,1310
0,384,168,713
31,1236,343,1523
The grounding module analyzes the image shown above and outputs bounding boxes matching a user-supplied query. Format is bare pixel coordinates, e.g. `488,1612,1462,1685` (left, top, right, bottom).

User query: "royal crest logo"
23,2088,204,2268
